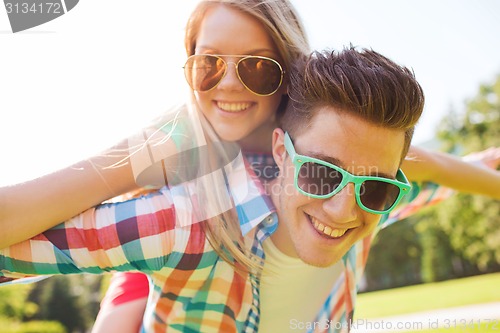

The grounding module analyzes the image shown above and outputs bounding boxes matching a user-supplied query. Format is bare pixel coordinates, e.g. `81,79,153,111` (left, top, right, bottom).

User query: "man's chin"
297,252,345,268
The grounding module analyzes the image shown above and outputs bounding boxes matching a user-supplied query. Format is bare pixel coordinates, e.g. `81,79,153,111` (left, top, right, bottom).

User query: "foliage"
0,283,65,333
0,283,37,320
436,195,500,271
27,275,103,333
438,74,500,152
33,276,86,332
0,318,66,333
433,73,500,273
0,275,103,333
413,209,484,282
363,219,422,290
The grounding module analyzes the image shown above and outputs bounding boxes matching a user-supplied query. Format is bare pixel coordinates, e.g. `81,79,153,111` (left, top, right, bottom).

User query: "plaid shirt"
0,158,451,333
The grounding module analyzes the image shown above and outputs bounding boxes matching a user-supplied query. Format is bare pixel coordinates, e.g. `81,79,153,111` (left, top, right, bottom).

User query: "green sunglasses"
284,132,411,214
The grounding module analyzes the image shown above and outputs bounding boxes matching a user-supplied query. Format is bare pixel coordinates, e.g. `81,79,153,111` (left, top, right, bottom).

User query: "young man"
1,47,499,333
258,48,425,332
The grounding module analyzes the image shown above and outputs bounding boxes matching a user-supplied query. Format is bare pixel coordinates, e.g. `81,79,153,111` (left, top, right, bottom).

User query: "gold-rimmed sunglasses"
183,54,285,96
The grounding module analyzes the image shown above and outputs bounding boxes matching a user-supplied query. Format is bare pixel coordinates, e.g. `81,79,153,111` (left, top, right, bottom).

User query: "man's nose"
322,183,358,224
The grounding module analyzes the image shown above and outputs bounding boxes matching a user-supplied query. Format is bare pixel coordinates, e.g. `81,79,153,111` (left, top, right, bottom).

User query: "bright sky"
1,0,500,186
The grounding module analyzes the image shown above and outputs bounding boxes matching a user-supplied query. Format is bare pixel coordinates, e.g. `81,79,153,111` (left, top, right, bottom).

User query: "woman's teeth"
217,102,251,112
311,217,347,238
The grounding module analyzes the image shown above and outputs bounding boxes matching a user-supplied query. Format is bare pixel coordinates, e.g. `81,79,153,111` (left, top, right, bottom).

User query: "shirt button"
264,216,273,225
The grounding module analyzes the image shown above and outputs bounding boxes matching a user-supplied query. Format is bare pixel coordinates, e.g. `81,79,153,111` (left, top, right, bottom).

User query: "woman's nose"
216,62,245,92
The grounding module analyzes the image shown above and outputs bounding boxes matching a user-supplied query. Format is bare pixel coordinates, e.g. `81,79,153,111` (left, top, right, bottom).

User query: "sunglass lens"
184,55,225,92
360,181,400,211
298,162,343,196
239,57,282,95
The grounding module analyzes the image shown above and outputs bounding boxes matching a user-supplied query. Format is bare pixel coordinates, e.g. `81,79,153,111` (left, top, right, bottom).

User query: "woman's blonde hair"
185,0,309,74
182,0,310,274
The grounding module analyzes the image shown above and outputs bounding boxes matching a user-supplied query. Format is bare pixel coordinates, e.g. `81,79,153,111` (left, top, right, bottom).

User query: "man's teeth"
217,102,251,112
312,218,347,238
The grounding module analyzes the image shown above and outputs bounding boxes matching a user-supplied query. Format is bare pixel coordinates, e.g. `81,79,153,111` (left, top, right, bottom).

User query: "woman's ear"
272,128,287,171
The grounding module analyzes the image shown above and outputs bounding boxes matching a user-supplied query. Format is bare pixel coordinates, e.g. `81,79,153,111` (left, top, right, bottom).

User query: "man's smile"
307,214,349,239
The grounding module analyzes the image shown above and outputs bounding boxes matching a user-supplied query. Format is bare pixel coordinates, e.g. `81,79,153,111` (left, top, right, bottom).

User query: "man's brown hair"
281,47,425,160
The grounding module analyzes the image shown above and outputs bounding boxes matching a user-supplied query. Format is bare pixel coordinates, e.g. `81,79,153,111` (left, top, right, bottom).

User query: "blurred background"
1,1,499,332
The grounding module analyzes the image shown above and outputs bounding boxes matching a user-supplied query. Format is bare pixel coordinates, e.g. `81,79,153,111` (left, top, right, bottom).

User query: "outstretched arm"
0,107,189,249
402,146,500,199
381,146,499,229
0,140,138,249
0,187,176,278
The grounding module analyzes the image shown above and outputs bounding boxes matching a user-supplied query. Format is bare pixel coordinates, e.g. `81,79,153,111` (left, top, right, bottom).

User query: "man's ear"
272,128,287,171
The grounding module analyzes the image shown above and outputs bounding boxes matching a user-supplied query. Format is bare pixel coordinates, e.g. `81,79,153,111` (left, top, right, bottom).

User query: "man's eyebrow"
306,153,343,168
307,152,396,179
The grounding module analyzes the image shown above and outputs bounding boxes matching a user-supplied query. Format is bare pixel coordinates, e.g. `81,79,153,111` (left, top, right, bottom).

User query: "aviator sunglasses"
284,132,411,214
183,54,285,96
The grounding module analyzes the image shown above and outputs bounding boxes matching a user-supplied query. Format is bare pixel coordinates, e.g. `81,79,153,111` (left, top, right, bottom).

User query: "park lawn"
354,273,500,319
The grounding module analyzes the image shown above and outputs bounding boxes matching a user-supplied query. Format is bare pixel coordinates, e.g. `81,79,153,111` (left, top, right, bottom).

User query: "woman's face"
192,5,286,151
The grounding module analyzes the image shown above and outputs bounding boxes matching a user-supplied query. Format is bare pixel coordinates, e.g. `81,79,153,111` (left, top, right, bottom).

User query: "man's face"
269,106,405,267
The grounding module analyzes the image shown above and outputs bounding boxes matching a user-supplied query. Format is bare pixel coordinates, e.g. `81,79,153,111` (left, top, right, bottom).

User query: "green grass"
355,273,500,319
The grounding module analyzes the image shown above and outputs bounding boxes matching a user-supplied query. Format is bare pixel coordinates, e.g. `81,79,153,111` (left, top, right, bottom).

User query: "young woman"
3,1,310,331
92,3,308,330
1,1,499,332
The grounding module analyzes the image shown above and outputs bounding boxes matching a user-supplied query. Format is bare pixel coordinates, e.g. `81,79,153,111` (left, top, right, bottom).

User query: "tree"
0,283,37,320
0,282,66,333
363,219,422,291
27,275,103,333
434,74,500,272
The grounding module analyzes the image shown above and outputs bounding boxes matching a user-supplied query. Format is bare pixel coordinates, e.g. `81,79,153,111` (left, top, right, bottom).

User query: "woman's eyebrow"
195,46,277,55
